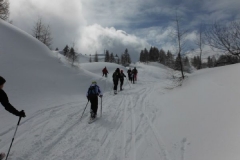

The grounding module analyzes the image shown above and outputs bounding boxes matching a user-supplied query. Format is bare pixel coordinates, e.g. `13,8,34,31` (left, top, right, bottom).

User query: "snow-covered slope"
1,19,240,160
0,20,113,130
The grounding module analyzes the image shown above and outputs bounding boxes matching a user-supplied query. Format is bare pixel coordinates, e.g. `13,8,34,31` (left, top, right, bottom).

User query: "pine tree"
110,53,115,63
139,50,144,62
94,52,98,62
166,50,174,68
174,54,182,71
159,49,166,64
69,47,77,65
105,50,110,62
143,48,149,63
63,45,69,56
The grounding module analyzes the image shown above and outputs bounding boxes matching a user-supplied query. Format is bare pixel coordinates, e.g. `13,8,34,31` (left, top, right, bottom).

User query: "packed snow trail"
0,64,173,160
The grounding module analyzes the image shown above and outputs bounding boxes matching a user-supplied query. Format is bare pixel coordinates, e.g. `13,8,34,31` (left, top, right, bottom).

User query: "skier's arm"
0,90,22,117
97,86,103,96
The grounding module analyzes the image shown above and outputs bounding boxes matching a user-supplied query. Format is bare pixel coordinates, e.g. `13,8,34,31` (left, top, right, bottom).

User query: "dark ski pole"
5,116,22,160
80,101,89,121
100,97,102,117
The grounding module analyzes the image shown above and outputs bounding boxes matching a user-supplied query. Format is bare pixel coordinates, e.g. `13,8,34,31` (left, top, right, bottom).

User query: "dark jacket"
0,89,21,116
120,73,126,80
127,69,132,76
112,71,121,81
102,68,108,74
132,68,138,75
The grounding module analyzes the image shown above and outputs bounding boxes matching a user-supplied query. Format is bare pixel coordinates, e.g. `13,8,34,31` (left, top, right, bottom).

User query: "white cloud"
78,24,150,62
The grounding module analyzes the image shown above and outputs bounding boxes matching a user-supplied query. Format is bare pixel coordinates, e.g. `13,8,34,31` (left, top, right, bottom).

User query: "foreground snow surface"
1,20,240,160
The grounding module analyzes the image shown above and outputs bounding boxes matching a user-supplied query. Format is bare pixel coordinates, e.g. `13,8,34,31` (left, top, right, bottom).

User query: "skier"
0,76,26,160
127,68,132,82
119,70,126,91
102,67,108,77
86,81,103,120
132,67,138,82
131,72,135,84
112,68,121,94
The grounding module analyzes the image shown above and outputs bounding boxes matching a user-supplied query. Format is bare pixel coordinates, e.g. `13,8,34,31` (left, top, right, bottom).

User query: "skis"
0,153,5,160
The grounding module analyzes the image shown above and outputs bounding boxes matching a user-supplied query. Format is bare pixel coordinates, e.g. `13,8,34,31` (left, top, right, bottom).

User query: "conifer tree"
166,50,174,68
159,49,166,64
105,50,110,62
69,47,77,65
94,52,98,62
63,45,69,56
110,53,115,63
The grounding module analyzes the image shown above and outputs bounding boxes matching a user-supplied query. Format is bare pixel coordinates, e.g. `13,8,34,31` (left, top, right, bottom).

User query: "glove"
18,110,26,117
99,95,103,98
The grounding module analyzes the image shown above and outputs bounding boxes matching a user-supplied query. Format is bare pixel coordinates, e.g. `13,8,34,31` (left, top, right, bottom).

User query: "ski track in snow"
1,69,174,160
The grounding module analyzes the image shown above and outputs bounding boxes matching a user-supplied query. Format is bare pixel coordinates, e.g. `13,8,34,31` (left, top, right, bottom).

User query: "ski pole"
80,101,89,121
5,116,22,160
101,97,102,117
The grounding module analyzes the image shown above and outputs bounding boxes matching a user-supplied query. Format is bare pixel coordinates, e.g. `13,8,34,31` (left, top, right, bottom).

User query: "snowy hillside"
1,19,240,160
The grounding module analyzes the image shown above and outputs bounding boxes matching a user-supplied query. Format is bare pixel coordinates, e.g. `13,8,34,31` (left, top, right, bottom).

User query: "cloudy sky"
9,0,240,61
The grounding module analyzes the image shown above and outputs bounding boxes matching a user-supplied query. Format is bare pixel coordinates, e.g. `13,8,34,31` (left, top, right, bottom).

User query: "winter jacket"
127,69,132,76
132,69,138,75
86,84,103,97
102,68,108,74
120,73,126,80
0,89,21,116
112,71,121,81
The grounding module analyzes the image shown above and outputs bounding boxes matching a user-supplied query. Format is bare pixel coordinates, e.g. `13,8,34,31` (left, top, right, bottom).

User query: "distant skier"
102,67,108,77
119,70,126,91
112,68,121,94
0,76,26,160
132,67,138,82
86,81,103,120
131,72,135,84
127,68,132,81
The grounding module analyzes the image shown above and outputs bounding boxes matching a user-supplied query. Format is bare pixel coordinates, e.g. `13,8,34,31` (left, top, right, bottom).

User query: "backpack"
112,72,118,80
88,85,98,95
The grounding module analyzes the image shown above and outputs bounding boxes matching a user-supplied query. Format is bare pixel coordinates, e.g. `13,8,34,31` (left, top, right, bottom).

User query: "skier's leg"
92,96,98,117
89,96,94,117
120,80,123,90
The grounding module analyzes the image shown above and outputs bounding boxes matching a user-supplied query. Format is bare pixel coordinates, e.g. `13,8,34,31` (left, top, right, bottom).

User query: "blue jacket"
86,84,103,97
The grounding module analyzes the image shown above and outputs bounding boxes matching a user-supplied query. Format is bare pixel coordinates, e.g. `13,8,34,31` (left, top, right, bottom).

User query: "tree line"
89,48,132,67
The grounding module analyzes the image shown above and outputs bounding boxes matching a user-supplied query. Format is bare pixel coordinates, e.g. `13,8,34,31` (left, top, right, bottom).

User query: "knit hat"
0,76,6,85
92,81,97,84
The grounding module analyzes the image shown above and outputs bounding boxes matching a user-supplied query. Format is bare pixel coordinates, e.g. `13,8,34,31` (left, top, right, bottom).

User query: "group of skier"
85,66,138,121
0,66,138,159
127,67,138,84
112,67,138,94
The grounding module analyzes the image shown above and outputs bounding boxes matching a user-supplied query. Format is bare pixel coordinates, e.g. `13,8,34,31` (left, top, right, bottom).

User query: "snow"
1,19,240,160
